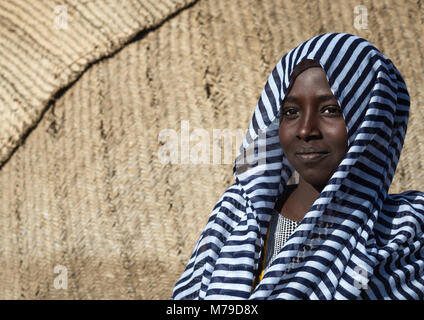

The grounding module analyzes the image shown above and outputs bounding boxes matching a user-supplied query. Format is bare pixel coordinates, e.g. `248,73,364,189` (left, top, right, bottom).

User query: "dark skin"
278,67,349,222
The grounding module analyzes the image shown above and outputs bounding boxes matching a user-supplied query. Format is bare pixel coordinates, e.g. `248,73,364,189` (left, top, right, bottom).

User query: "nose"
296,110,321,142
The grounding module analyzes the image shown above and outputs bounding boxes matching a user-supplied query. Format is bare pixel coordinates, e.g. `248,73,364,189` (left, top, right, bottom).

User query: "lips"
295,148,329,155
295,149,329,163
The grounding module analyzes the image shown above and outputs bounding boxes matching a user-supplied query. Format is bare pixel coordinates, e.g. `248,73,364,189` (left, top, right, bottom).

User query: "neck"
290,177,323,219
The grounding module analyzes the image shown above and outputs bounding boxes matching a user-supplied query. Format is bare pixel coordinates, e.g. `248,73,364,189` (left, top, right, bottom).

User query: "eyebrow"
284,94,337,104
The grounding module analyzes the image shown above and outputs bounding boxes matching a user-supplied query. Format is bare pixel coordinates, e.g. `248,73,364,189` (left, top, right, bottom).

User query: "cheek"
326,122,348,154
278,125,292,150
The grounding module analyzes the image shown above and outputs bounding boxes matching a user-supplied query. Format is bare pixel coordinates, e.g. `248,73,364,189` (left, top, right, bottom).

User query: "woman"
172,33,424,299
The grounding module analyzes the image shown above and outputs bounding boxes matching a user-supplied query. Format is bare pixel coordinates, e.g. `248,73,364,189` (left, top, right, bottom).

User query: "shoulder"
212,183,247,212
385,190,424,207
382,190,424,219
204,183,248,236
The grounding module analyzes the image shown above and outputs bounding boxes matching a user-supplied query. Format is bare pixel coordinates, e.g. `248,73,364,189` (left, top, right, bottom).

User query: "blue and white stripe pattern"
172,33,424,300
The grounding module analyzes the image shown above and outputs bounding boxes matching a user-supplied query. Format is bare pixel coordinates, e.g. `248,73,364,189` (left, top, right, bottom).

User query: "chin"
299,173,331,189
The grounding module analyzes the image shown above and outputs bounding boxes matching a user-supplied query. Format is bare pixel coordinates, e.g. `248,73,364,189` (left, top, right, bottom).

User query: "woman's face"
279,67,348,189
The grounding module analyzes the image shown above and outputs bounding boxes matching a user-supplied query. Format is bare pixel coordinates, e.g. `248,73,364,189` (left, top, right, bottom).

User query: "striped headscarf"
172,33,424,299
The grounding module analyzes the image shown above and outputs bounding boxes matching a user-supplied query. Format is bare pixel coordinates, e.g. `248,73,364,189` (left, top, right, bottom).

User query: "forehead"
287,67,333,96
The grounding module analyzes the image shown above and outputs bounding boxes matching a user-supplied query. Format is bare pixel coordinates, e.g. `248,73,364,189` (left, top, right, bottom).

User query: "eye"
281,107,299,119
321,105,342,116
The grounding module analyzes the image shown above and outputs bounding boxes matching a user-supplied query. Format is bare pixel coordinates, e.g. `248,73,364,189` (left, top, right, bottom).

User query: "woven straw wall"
0,0,423,299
